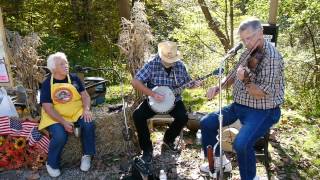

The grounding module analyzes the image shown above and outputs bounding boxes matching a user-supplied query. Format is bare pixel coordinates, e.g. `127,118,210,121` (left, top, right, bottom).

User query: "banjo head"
148,86,175,113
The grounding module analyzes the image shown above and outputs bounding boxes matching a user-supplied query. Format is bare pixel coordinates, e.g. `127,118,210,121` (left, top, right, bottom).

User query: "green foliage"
0,0,316,177
182,88,206,112
0,0,319,118
1,0,123,84
281,46,320,117
144,0,232,85
105,85,133,104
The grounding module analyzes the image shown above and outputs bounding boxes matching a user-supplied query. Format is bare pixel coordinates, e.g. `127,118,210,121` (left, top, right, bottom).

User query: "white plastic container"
159,169,167,180
196,129,202,144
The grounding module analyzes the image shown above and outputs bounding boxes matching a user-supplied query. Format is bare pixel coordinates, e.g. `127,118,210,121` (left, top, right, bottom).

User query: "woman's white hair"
47,52,68,73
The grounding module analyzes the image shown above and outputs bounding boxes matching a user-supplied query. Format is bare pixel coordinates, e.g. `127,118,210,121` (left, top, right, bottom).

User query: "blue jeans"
200,103,281,180
47,118,96,169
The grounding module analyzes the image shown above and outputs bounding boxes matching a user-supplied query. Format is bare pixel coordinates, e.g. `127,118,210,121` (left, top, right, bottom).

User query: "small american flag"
0,116,22,135
0,116,50,153
37,134,50,153
28,127,50,153
20,120,39,137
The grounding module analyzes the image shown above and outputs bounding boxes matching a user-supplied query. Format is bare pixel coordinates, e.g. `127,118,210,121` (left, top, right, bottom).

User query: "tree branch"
198,0,231,52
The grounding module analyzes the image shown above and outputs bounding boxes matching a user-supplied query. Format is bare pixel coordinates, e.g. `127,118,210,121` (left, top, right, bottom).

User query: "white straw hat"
158,41,182,64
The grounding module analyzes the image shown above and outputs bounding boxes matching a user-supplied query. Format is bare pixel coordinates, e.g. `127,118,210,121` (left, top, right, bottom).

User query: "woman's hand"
62,121,74,133
81,109,93,122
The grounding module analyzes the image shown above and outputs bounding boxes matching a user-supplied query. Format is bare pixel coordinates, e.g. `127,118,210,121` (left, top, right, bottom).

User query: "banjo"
148,69,220,114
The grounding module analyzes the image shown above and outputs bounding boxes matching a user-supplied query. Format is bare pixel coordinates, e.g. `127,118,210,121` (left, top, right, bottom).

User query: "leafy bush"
281,47,320,118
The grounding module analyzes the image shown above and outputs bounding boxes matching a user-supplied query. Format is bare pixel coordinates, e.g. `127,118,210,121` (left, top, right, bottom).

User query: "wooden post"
0,8,14,87
268,0,278,25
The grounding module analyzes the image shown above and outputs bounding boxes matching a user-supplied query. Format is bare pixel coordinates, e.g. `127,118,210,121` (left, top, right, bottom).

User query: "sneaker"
199,155,232,173
141,151,153,164
199,162,211,173
46,162,61,177
80,155,92,171
162,141,179,153
214,155,232,172
253,176,260,180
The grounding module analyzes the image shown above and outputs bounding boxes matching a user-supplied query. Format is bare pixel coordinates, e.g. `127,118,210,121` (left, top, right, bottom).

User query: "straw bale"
60,104,140,166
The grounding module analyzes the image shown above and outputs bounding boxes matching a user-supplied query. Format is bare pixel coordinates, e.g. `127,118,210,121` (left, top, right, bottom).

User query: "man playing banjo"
132,41,200,164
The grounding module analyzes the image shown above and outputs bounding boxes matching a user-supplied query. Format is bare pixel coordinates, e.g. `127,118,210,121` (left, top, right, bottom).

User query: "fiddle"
243,48,264,84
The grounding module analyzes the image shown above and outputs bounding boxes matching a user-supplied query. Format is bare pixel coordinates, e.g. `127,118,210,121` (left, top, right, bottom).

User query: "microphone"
227,43,243,55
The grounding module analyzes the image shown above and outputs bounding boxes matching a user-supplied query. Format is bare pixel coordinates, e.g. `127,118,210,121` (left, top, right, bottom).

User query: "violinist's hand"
236,65,245,81
152,93,165,102
206,86,220,100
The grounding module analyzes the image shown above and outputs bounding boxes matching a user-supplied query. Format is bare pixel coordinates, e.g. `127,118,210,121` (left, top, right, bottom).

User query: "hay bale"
60,104,140,166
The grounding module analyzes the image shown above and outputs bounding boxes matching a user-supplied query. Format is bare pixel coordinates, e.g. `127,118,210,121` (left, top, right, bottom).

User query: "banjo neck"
172,69,220,95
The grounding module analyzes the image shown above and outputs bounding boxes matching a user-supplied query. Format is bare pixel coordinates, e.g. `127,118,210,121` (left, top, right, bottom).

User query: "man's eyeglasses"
240,28,261,44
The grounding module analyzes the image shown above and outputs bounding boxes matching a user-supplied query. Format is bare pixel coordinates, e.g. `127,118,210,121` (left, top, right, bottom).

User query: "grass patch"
275,109,320,179
182,88,232,112
105,84,133,104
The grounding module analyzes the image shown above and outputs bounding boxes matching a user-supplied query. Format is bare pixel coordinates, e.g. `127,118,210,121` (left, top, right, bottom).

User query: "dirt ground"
0,126,301,180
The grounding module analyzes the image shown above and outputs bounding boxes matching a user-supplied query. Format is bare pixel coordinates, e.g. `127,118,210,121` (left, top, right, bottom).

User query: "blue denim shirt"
135,54,192,101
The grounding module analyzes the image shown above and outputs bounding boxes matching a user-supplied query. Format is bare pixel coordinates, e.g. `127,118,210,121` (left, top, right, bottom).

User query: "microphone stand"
217,52,238,180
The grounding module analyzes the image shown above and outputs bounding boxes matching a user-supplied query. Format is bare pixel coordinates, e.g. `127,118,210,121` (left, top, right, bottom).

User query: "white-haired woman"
39,52,95,177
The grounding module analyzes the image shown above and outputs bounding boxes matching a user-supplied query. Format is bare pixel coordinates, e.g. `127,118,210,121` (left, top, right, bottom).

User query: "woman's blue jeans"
200,103,281,180
47,118,96,169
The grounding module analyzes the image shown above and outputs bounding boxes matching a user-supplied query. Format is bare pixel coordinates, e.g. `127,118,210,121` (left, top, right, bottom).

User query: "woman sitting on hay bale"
38,52,96,177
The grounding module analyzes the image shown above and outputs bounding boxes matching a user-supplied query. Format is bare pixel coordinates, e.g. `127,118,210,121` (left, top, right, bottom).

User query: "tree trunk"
70,0,82,41
118,0,130,20
82,0,92,42
226,0,234,103
229,0,234,47
224,0,230,44
70,0,92,42
268,0,278,25
306,24,319,88
289,33,294,47
198,0,231,52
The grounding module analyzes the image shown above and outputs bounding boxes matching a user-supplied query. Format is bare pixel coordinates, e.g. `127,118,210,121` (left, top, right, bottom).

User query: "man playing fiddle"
199,18,285,180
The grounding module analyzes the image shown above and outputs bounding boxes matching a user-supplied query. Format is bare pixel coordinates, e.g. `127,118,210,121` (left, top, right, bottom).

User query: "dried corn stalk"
118,1,154,78
5,30,45,114
118,1,154,104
